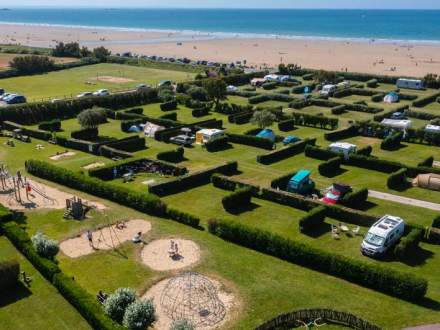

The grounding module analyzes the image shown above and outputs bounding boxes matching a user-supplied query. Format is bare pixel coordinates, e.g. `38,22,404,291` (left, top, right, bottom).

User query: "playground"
140,239,201,271
60,219,151,258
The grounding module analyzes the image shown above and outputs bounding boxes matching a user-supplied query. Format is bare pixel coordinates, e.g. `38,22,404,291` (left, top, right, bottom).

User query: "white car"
0,93,13,101
93,89,110,97
76,92,93,98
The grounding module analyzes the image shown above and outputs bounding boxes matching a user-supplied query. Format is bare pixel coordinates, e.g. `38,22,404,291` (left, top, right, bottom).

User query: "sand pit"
142,273,236,330
141,239,200,271
60,219,151,258
82,162,105,170
91,75,134,83
0,178,106,211
49,151,76,160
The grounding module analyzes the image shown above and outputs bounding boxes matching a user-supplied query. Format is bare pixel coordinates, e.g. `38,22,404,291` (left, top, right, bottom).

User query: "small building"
384,92,399,103
195,129,225,145
425,124,440,134
396,78,423,90
413,173,440,191
251,78,266,86
329,142,357,159
381,119,412,130
256,129,276,142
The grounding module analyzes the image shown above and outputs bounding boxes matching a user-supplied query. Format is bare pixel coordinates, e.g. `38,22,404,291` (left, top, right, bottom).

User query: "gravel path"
369,190,440,211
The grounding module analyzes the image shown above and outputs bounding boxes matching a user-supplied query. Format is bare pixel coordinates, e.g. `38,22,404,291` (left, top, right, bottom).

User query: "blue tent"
128,125,141,133
283,136,301,145
256,129,276,142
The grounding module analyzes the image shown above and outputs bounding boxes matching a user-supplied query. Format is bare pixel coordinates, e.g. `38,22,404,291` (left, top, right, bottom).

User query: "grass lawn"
0,63,196,101
0,237,91,330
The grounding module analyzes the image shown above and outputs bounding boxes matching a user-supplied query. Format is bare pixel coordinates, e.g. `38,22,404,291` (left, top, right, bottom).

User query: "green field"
0,63,196,101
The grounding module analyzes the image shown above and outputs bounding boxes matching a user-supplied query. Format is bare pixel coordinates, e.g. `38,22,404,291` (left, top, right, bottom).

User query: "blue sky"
3,0,440,9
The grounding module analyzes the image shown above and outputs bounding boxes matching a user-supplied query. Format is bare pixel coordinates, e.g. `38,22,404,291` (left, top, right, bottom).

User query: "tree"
315,70,337,84
103,288,137,323
279,63,301,75
9,55,55,74
187,86,209,101
52,42,82,58
423,73,440,89
93,46,111,62
77,107,107,129
251,109,276,129
122,299,155,330
31,232,59,260
202,78,227,106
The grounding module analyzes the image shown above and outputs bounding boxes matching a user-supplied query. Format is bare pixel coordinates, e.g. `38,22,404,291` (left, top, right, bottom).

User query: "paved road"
369,190,440,211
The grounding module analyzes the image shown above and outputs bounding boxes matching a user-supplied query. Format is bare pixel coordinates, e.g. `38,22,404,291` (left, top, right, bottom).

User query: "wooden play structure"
64,197,91,220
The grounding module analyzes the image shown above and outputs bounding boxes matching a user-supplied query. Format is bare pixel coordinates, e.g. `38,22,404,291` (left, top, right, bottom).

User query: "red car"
321,183,352,205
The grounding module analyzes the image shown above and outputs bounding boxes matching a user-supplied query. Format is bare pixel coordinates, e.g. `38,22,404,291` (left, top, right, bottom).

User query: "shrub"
366,79,378,88
291,112,338,130
102,136,146,153
341,188,369,208
211,173,237,191
122,299,155,330
278,119,295,131
31,232,59,260
71,127,99,140
381,131,403,150
78,107,108,129
205,136,229,152
157,147,184,163
226,133,274,150
356,145,373,156
418,156,434,168
187,86,209,101
249,94,270,104
229,111,253,125
432,215,440,228
318,157,342,176
324,125,359,141
160,100,178,111
270,171,297,190
10,55,55,74
394,228,424,259
38,119,61,131
104,288,137,323
331,104,346,115
412,92,440,107
257,139,316,165
165,208,201,228
387,168,407,189
299,206,327,232
170,320,195,330
371,93,384,102
305,145,339,161
222,186,253,212
262,82,278,90
0,259,19,290
208,219,427,300
345,154,403,174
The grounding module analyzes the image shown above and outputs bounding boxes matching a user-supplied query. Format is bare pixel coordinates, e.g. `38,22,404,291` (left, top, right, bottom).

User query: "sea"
0,8,440,43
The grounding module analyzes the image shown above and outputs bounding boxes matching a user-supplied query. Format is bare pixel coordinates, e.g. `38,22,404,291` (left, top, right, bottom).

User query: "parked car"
361,215,405,258
76,92,93,98
2,93,18,102
0,93,13,101
93,89,109,96
390,112,406,120
169,135,195,147
320,84,337,97
320,183,352,205
283,136,301,146
5,95,26,104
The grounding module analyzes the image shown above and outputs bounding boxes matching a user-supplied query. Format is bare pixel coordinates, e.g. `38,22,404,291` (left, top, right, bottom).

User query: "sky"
3,0,440,9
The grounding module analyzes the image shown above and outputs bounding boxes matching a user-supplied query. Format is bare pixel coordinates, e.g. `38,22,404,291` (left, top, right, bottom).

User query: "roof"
425,124,440,132
197,129,224,135
370,215,404,236
397,78,423,83
292,170,311,183
381,119,412,128
329,142,357,150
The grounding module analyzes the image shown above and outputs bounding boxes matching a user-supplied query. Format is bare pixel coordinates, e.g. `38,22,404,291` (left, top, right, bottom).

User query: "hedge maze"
1,60,440,330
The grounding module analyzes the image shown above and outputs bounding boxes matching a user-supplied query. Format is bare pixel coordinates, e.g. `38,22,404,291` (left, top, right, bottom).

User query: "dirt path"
369,190,440,211
433,161,440,168
402,325,440,330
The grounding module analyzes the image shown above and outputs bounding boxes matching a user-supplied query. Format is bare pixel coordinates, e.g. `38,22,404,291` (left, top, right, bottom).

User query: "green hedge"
418,156,434,168
278,119,295,131
412,92,440,107
25,160,166,216
228,111,254,125
160,100,178,111
324,125,359,141
331,104,346,115
340,188,369,208
381,131,403,150
432,215,440,229
345,154,403,174
211,174,260,196
226,133,274,150
291,112,338,130
165,208,201,228
318,157,342,176
157,147,184,163
0,259,19,290
222,186,253,212
387,168,407,189
38,119,61,131
208,219,428,300
299,206,327,232
270,171,297,190
257,139,316,165
394,228,424,259
102,136,146,152
262,82,278,90
192,107,210,117
356,145,373,156
205,136,229,152
71,127,99,141
159,112,177,121
366,79,378,88
148,161,237,196
305,145,339,161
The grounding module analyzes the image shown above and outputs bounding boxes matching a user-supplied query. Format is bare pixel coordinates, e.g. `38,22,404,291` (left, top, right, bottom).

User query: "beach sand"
1,24,440,77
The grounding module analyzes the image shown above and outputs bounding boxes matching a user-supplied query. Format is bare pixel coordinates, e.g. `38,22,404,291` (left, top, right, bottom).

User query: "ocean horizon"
1,8,440,44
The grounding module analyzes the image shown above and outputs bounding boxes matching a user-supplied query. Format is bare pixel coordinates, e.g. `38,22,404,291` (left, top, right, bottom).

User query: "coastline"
1,23,440,76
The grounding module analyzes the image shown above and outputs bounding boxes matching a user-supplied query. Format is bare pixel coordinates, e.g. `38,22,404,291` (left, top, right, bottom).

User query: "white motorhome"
329,142,357,159
381,119,412,130
320,84,337,96
396,78,423,90
361,215,405,257
425,124,440,134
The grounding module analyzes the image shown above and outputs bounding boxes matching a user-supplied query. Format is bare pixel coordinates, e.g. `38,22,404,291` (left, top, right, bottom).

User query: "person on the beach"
86,230,94,248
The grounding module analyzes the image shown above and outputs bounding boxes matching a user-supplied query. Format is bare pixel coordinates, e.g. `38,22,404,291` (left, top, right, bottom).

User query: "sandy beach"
1,23,440,77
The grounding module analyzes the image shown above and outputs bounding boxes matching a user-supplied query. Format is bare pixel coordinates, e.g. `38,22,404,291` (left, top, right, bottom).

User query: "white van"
329,142,357,160
361,215,405,257
320,84,337,97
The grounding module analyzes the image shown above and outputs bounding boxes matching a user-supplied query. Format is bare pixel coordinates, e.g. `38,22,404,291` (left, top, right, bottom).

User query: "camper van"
396,78,423,90
361,215,405,257
329,142,357,159
320,84,337,97
287,170,315,195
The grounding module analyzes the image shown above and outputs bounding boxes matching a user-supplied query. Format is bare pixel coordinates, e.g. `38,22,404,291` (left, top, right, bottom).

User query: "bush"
10,55,55,74
192,107,210,117
387,168,407,189
345,154,403,174
371,93,384,102
413,92,440,107
226,133,274,150
122,299,155,330
381,131,403,150
104,288,137,323
38,119,61,131
102,136,146,153
324,125,359,141
160,100,178,111
222,186,253,212
305,145,339,161
249,94,270,104
341,188,369,208
356,145,373,156
278,119,295,131
208,219,427,300
291,112,338,130
211,173,237,191
187,86,209,101
228,111,253,125
270,171,297,190
432,215,440,228
331,104,346,115
78,107,108,129
318,157,342,176
0,259,19,290
205,136,229,152
157,147,184,163
394,228,424,259
299,206,327,232
71,127,99,140
31,232,59,260
366,79,378,88
418,156,434,168
262,82,278,90
170,320,195,330
257,139,316,165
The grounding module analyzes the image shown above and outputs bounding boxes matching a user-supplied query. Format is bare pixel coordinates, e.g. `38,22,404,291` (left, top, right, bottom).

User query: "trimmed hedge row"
418,156,434,168
71,127,99,141
205,136,229,152
387,168,407,189
394,228,424,259
208,219,428,300
0,259,19,290
291,112,338,130
160,100,178,111
148,161,238,196
192,107,210,117
270,171,297,190
278,119,295,131
157,147,184,163
299,206,327,232
226,133,274,150
324,125,359,141
381,131,403,150
305,145,339,161
412,92,440,107
257,139,316,165
2,121,52,141
211,174,260,196
228,111,254,125
102,136,146,152
318,157,342,176
38,119,61,131
356,145,373,156
222,186,253,212
99,146,133,159
331,104,346,115
340,188,369,208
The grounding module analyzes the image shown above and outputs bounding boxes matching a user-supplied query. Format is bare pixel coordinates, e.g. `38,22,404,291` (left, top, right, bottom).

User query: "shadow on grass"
319,168,348,178
0,281,32,308
302,222,332,238
206,143,234,153
225,202,261,215
389,181,413,192
380,246,434,267
355,200,378,212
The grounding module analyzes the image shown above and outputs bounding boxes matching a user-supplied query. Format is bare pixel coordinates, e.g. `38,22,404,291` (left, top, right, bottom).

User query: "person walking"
86,230,94,249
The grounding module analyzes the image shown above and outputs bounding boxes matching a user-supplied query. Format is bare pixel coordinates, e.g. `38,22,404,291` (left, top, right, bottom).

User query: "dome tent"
384,92,399,103
256,129,276,142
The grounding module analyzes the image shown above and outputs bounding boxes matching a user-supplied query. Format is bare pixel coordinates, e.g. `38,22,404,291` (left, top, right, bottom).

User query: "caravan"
329,142,357,159
396,78,423,90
